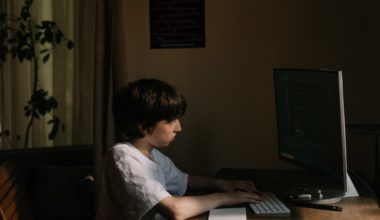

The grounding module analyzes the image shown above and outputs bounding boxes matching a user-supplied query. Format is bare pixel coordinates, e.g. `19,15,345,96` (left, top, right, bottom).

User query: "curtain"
1,0,129,202
93,0,112,193
1,0,130,209
73,1,95,145
93,0,129,199
0,0,79,148
0,0,97,149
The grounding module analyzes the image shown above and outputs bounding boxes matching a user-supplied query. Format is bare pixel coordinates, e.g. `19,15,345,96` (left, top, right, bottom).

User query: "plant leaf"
47,97,58,109
0,129,10,137
44,29,54,43
42,54,50,63
33,111,40,119
23,48,33,60
35,31,43,40
66,40,74,49
18,52,24,62
48,116,60,140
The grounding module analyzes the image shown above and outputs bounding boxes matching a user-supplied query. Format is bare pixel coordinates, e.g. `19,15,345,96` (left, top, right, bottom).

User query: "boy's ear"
138,125,147,135
138,125,152,135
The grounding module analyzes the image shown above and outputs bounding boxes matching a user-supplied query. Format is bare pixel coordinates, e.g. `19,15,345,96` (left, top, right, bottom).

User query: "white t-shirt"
96,142,188,220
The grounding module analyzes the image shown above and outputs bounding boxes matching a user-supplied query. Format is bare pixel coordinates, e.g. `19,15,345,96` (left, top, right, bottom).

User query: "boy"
96,79,262,220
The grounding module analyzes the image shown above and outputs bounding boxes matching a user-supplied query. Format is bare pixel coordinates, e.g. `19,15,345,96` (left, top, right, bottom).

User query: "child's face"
145,119,182,147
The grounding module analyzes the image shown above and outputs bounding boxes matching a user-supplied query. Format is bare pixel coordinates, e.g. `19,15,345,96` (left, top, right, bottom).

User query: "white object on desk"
208,207,246,220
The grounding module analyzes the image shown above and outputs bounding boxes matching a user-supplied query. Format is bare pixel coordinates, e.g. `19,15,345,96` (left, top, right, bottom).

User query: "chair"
0,160,33,220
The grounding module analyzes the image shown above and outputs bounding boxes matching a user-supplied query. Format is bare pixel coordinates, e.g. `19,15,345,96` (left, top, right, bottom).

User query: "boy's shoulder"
107,142,129,153
106,143,137,159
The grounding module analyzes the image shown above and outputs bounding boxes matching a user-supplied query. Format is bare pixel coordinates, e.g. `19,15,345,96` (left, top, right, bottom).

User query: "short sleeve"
103,147,171,219
151,149,188,196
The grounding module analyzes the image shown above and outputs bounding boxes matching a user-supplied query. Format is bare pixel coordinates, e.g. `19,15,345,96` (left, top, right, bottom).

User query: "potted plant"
0,0,74,148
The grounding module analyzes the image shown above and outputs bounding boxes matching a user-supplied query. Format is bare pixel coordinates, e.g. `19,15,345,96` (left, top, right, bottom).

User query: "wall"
120,0,380,180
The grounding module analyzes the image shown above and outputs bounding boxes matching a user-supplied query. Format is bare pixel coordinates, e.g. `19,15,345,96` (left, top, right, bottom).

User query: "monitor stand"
344,173,359,198
290,188,343,204
289,173,359,204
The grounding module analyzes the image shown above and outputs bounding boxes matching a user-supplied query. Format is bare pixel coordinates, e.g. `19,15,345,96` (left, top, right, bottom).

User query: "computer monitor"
273,68,358,204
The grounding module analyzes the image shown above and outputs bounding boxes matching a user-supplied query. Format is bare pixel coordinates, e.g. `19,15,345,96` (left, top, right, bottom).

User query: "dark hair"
113,79,187,142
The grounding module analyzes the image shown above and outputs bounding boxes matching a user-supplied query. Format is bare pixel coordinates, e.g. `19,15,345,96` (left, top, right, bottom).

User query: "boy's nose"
174,119,182,132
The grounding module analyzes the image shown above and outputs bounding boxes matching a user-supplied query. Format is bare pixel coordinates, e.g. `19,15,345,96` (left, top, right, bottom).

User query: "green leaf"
35,32,43,40
66,40,74,49
11,46,17,58
33,111,40,119
21,6,31,21
26,0,33,6
0,46,7,62
23,48,33,60
41,21,50,28
42,54,50,63
8,37,17,44
55,30,63,44
20,22,26,31
0,129,10,137
25,109,31,117
44,30,54,42
48,116,60,140
48,97,58,109
18,52,24,62
35,24,44,29
38,107,46,115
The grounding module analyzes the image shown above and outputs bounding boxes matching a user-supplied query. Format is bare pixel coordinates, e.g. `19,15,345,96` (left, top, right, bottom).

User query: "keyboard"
249,192,290,217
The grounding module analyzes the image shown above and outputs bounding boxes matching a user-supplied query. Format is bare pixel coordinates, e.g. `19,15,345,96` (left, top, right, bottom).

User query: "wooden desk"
189,169,380,220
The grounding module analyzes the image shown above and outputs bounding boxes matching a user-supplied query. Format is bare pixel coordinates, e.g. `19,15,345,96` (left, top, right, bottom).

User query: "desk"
188,169,380,220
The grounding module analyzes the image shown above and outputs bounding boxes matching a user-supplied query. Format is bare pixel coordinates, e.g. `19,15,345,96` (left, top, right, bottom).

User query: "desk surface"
188,169,380,220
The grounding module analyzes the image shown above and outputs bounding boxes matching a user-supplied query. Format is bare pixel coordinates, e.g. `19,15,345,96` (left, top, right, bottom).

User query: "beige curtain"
0,0,94,149
72,1,95,146
1,0,129,200
0,0,80,148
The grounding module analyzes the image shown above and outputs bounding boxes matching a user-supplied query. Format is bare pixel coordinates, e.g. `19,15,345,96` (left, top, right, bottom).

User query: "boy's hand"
217,179,261,194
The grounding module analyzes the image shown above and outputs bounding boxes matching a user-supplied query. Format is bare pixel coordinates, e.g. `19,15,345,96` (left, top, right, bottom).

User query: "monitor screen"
273,68,348,193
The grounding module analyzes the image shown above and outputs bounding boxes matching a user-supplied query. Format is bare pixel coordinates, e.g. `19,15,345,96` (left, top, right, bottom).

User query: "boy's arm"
187,175,259,193
157,192,261,220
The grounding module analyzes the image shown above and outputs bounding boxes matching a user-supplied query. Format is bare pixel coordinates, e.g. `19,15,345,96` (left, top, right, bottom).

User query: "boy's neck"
131,139,153,159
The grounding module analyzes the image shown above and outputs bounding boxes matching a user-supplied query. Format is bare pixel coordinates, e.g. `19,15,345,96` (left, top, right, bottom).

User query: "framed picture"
150,0,205,49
